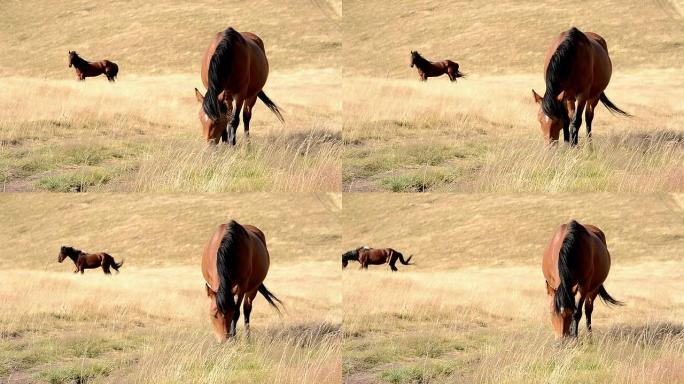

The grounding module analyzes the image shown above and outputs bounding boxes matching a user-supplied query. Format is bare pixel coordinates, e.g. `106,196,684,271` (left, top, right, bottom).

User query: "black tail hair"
258,284,283,314
397,253,413,265
113,257,124,270
257,90,284,123
203,28,242,120
543,27,588,120
598,285,624,306
599,93,631,117
216,220,247,315
109,63,118,79
554,220,585,315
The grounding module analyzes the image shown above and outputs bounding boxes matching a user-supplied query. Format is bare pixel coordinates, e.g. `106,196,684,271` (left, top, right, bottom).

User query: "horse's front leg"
228,98,244,146
572,293,586,337
570,97,586,146
229,293,244,338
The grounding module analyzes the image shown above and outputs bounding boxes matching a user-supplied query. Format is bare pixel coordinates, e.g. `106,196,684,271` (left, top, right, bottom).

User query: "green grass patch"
38,361,112,384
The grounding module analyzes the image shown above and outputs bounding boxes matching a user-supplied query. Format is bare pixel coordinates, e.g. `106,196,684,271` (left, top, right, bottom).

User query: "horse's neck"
73,57,89,69
69,251,82,262
415,56,432,70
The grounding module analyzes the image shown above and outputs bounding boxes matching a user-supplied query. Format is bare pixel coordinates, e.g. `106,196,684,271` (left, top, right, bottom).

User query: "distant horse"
542,220,623,339
202,220,282,342
532,27,630,146
194,27,284,145
410,51,464,82
58,246,123,274
342,246,413,271
68,51,118,82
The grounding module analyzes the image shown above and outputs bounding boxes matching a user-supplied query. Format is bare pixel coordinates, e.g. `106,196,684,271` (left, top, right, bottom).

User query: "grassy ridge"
0,0,342,192
342,193,684,383
342,0,684,192
0,193,342,383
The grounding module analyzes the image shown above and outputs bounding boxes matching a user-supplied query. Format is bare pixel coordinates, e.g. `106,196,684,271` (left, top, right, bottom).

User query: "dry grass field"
343,0,684,192
0,0,342,192
342,193,684,383
0,193,342,383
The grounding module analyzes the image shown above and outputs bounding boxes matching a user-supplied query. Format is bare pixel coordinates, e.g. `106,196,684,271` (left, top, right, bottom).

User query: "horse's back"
242,32,265,53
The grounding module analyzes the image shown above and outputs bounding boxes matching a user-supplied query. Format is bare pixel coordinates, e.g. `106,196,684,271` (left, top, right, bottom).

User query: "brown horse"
58,246,123,274
410,51,464,82
194,27,284,145
532,27,629,146
201,220,282,342
68,51,118,82
342,246,413,271
542,220,623,339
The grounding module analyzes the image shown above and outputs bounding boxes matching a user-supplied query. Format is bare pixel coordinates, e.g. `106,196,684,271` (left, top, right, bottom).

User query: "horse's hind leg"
585,98,600,141
242,96,257,139
584,290,598,332
243,290,258,336
388,253,399,272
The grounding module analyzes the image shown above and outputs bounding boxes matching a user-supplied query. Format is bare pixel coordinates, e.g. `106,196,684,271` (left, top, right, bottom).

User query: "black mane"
216,220,247,315
342,248,360,262
542,27,589,120
411,51,432,71
554,220,586,314
203,28,243,120
60,246,81,261
69,52,89,69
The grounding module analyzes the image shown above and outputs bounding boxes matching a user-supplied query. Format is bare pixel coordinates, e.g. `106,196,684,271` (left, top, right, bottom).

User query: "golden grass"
0,193,341,383
0,0,341,192
343,72,683,192
342,193,684,383
342,0,684,192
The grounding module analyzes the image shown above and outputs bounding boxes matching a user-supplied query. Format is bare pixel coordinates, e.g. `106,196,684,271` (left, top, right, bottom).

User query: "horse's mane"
216,220,247,315
554,220,586,314
543,27,589,119
61,246,81,261
411,51,432,71
203,28,244,120
342,249,360,262
70,52,89,69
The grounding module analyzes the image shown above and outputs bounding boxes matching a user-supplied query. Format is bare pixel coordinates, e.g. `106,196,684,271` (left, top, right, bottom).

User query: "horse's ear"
532,89,543,104
194,88,204,103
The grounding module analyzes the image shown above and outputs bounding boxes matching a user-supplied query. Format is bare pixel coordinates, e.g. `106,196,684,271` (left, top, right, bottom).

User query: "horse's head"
533,89,565,146
194,88,229,144
58,246,72,262
545,280,574,339
68,51,77,68
205,283,231,342
410,51,418,67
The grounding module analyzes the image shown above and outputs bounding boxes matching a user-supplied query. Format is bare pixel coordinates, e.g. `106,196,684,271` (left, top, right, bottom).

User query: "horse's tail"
112,257,124,270
597,285,624,307
258,283,283,314
257,90,284,123
455,70,466,78
599,93,631,117
554,220,584,315
397,252,413,265
216,220,247,316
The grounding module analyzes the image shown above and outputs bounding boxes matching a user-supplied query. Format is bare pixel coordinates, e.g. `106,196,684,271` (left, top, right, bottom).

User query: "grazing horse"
68,51,118,82
410,51,464,82
58,246,123,274
542,220,623,339
201,220,282,342
532,27,629,146
194,27,284,145
342,246,413,271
